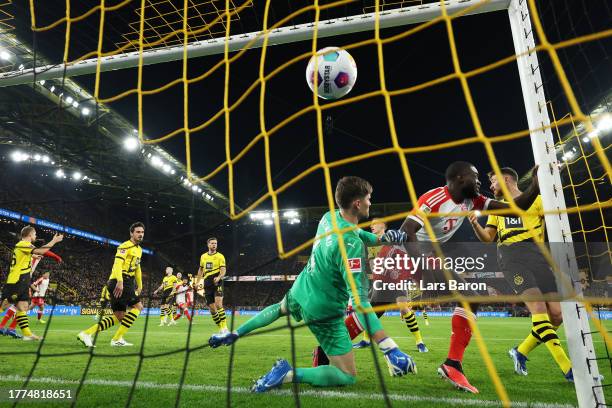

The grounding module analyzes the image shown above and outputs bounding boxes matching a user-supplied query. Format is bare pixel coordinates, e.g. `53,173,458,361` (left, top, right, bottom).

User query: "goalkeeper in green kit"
209,176,416,392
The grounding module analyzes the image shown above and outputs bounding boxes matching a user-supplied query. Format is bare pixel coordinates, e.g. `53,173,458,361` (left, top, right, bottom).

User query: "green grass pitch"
0,314,609,407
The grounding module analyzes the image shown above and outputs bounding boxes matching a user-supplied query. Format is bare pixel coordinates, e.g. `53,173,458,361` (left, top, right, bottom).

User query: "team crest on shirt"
514,275,524,286
119,249,127,254
348,258,361,273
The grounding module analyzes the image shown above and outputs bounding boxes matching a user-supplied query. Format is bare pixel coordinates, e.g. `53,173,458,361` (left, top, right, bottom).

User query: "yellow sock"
517,330,541,356
402,311,423,344
84,316,119,335
532,313,571,374
112,308,141,341
217,308,227,330
363,331,370,342
15,311,32,337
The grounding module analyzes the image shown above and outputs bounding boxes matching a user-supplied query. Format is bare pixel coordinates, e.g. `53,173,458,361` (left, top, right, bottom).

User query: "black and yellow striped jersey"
7,240,34,284
486,195,545,244
199,252,226,278
162,275,179,291
109,240,143,289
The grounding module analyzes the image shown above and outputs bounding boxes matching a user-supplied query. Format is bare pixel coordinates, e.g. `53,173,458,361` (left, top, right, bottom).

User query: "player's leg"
0,304,16,331
7,279,40,340
215,290,227,332
37,302,46,323
111,280,143,346
160,300,169,325
15,299,38,340
422,307,429,326
78,283,122,347
397,297,427,352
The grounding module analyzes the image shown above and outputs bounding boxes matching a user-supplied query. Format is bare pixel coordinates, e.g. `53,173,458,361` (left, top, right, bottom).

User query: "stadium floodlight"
65,95,74,104
0,50,10,60
72,101,79,108
38,80,45,85
596,113,612,133
18,64,24,71
150,156,162,167
49,85,55,92
191,185,198,192
124,137,139,151
196,187,203,193
263,219,273,226
162,163,171,173
582,136,589,143
33,154,41,161
72,171,82,181
170,169,176,175
10,151,23,162
81,107,90,116
55,169,64,178
283,210,298,218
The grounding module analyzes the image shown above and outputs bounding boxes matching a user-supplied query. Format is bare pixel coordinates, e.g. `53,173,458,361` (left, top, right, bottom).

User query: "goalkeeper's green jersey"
289,210,378,322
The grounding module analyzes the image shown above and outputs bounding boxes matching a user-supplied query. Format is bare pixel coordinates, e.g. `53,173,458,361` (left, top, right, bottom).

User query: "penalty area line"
0,375,575,408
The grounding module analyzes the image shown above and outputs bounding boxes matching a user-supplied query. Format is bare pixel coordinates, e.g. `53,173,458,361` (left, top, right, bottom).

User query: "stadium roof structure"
0,14,239,222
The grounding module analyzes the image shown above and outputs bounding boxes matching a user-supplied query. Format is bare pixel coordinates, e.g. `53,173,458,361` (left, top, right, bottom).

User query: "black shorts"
204,276,223,305
3,275,30,303
498,244,558,295
107,278,140,312
161,288,174,305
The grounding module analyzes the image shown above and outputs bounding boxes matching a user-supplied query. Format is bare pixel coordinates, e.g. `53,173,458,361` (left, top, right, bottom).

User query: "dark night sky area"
13,0,612,210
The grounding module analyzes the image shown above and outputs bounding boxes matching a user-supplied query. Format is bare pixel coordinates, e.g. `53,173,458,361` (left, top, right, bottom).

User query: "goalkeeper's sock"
112,308,141,341
447,307,474,363
401,310,423,344
217,307,227,330
517,329,542,356
236,303,281,337
15,311,32,337
294,365,356,387
532,313,572,374
0,306,16,329
84,315,119,335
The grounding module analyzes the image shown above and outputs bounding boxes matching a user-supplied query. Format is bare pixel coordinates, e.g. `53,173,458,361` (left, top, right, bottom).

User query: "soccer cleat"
417,343,429,353
564,369,574,383
251,359,292,393
508,347,528,376
208,332,238,348
159,322,166,327
384,348,417,376
77,332,95,348
7,329,22,339
219,327,230,335
168,319,177,326
0,328,6,336
110,338,133,347
38,319,47,324
438,363,479,394
352,340,371,349
22,334,43,341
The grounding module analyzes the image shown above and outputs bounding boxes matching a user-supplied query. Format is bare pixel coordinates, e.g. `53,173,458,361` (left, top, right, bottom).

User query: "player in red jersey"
172,277,193,322
397,161,540,393
29,272,51,323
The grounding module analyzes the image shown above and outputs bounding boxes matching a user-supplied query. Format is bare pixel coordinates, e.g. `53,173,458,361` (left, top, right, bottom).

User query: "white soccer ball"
306,47,357,100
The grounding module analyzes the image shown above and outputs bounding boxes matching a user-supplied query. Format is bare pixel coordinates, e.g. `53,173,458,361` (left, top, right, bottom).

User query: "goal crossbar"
0,0,510,87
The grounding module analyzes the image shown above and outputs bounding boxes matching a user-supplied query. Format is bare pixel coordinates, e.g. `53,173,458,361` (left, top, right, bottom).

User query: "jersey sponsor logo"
206,262,213,269
348,258,361,273
504,217,524,228
513,274,524,286
119,249,127,254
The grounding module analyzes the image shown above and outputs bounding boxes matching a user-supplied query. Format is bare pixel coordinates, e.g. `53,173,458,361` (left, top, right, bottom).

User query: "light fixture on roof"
81,107,90,116
72,101,79,108
124,137,139,151
55,169,65,178
191,185,198,191
18,64,24,71
0,50,10,60
72,171,82,181
33,154,41,161
263,219,273,226
170,169,176,175
10,151,25,162
162,163,171,173
283,210,298,218
39,80,45,86
596,114,612,133
50,85,55,92
65,96,74,104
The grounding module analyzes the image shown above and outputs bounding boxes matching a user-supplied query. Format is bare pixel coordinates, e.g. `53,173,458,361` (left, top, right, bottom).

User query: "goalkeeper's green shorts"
285,292,352,357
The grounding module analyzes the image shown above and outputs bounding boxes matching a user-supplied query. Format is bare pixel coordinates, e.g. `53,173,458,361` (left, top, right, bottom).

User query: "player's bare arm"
32,233,63,255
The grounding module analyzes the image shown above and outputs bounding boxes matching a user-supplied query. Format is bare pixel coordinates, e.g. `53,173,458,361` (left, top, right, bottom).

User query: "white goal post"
0,0,604,406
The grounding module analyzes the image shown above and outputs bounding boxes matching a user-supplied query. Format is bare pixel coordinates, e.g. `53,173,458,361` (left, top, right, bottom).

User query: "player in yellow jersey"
153,266,179,326
1,226,63,341
196,237,228,333
78,222,145,347
469,167,572,381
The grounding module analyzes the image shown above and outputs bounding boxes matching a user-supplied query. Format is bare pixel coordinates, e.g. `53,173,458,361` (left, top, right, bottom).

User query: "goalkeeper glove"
378,337,417,376
381,229,408,243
